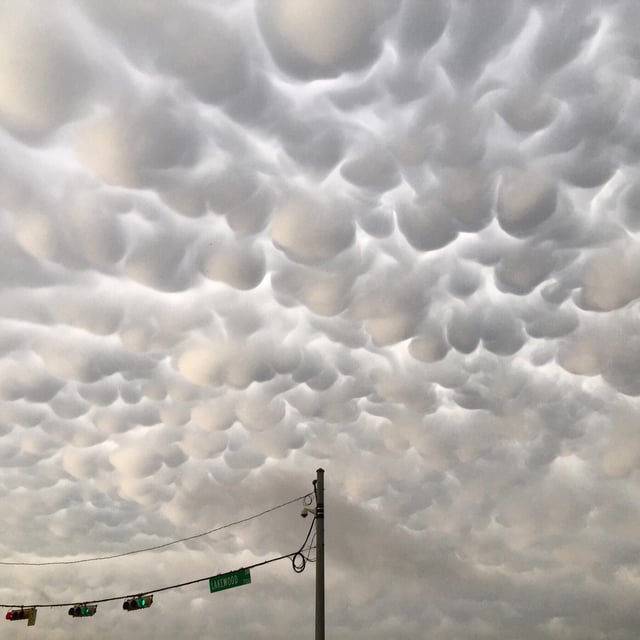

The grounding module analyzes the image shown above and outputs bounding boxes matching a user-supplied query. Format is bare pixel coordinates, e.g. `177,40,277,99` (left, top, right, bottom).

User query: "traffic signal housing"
68,604,97,617
6,608,37,626
123,595,153,611
6,609,28,621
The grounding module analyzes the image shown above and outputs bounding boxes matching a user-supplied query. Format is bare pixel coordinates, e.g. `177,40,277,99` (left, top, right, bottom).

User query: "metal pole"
315,468,325,640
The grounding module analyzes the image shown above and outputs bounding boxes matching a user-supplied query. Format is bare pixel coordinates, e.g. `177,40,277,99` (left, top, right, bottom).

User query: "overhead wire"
0,489,319,610
291,515,316,573
0,549,316,609
0,493,314,567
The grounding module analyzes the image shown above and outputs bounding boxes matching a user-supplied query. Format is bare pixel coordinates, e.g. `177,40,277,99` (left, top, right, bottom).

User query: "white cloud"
1,1,640,639
0,1,95,137
257,0,386,79
271,191,356,264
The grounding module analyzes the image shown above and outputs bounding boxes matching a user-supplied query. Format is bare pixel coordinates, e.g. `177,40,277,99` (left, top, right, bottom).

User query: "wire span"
0,549,314,609
291,514,316,573
0,493,313,567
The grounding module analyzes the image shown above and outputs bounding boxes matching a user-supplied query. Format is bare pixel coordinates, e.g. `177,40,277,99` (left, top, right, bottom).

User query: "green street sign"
209,568,252,594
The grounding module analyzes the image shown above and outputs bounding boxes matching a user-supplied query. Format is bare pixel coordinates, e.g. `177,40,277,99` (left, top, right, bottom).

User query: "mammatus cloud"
256,0,387,79
0,1,640,639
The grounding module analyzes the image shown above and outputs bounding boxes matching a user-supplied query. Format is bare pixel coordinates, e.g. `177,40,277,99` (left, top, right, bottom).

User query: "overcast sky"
1,0,640,638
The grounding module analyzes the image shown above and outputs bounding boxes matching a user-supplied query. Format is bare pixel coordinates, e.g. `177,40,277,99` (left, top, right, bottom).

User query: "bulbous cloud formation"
0,1,640,639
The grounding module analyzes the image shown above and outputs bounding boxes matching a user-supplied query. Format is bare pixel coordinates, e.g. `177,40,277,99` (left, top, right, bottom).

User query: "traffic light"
6,609,28,621
123,595,153,611
68,604,97,617
6,608,37,625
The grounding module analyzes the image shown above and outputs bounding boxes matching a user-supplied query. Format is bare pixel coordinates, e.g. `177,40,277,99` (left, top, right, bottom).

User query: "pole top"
317,467,325,474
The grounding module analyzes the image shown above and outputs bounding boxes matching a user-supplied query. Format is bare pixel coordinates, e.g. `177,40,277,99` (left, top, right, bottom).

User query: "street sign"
209,568,251,594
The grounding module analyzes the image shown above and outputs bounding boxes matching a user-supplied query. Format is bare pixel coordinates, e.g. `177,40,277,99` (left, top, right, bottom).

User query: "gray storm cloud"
0,1,640,640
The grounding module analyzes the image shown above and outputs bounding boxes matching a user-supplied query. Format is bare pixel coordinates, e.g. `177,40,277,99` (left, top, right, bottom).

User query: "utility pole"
315,468,325,640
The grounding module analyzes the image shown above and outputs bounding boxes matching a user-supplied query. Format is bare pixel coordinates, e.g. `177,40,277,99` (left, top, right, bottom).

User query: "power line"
0,472,322,631
292,515,316,573
0,493,313,567
0,547,316,609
